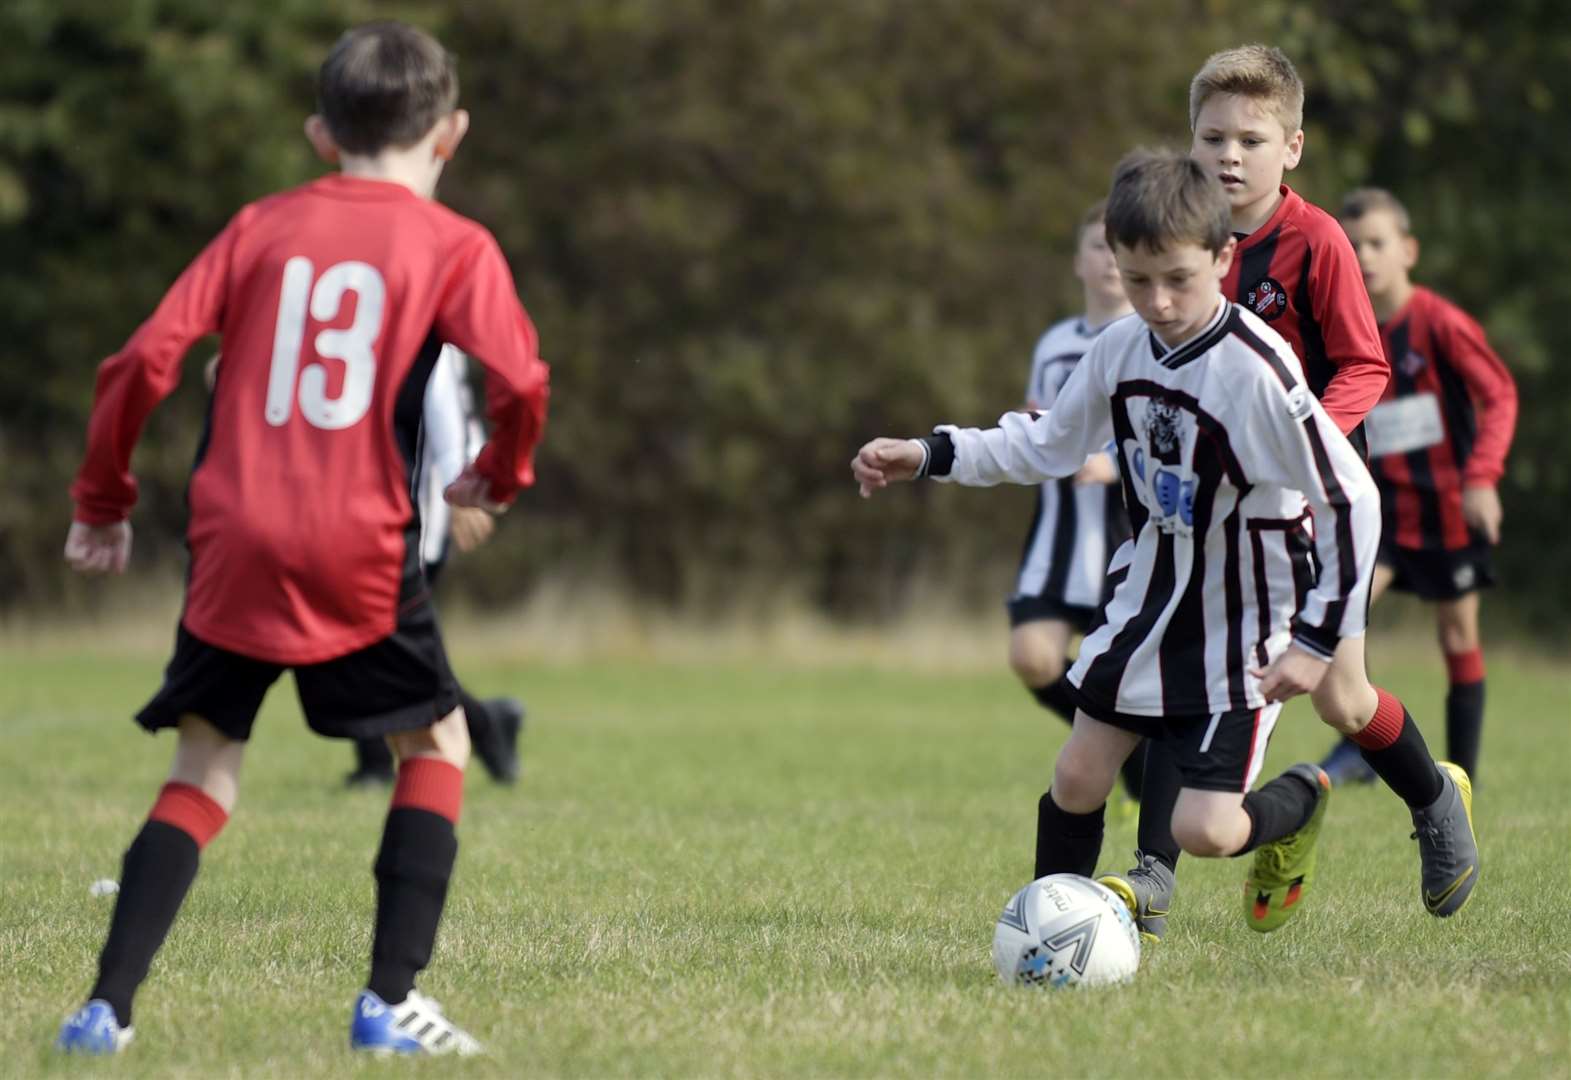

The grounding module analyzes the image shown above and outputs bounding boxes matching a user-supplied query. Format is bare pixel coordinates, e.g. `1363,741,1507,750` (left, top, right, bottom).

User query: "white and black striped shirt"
927,299,1378,718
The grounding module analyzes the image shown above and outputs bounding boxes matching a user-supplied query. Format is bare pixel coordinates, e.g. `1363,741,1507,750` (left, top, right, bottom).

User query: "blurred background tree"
2,0,1565,639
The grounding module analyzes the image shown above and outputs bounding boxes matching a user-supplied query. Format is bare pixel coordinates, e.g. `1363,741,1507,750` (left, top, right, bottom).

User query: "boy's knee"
1009,643,1065,689
1310,679,1378,736
1435,613,1480,656
1171,814,1240,858
388,707,471,769
1052,745,1112,813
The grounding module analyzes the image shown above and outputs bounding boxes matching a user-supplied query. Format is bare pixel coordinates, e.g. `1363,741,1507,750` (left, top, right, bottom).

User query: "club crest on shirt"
1400,350,1428,377
1125,396,1197,538
1245,276,1289,320
1145,397,1184,458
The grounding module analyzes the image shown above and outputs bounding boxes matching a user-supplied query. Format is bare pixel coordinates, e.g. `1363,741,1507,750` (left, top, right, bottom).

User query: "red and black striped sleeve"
1439,302,1517,487
1304,222,1389,434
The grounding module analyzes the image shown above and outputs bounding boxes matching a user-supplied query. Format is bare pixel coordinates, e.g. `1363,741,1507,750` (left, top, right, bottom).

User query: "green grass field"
3,632,1568,1078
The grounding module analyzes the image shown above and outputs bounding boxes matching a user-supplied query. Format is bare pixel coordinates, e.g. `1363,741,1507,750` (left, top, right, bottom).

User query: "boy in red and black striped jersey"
1101,46,1479,942
1318,188,1518,786
55,23,546,1057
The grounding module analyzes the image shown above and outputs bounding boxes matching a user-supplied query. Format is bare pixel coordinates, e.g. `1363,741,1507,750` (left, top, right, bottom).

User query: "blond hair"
1339,187,1412,234
1189,44,1304,134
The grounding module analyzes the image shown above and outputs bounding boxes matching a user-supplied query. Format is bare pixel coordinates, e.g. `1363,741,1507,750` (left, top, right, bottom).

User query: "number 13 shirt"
71,174,550,664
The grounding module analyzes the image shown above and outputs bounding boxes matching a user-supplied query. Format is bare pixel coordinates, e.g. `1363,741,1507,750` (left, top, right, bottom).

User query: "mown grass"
2,630,1567,1078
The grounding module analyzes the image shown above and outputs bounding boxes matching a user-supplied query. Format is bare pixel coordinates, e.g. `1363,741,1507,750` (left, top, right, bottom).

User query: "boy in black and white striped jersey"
853,149,1378,932
1008,201,1140,803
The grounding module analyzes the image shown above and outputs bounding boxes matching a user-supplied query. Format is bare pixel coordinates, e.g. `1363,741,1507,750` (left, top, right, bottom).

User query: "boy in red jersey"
56,22,548,1057
1100,45,1478,942
1318,188,1517,787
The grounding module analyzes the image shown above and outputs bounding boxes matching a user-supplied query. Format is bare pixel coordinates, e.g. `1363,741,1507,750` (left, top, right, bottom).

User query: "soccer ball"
991,874,1141,989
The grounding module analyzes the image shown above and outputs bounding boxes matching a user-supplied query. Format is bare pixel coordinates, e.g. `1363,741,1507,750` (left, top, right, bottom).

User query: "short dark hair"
1104,149,1231,255
1339,187,1411,235
318,22,459,156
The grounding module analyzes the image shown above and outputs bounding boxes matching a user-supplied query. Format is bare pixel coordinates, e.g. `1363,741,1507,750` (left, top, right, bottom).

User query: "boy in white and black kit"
854,149,1382,931
1009,200,1140,802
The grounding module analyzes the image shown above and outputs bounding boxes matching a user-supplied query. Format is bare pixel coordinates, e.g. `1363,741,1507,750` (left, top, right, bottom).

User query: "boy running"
1102,46,1479,940
1318,188,1517,786
1009,200,1140,801
854,149,1363,933
56,22,548,1056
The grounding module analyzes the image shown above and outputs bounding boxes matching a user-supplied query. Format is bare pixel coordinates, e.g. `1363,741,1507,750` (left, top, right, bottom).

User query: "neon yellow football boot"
1244,764,1331,933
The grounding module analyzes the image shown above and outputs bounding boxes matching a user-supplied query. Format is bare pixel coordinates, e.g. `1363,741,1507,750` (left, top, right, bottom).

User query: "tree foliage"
2,0,1566,636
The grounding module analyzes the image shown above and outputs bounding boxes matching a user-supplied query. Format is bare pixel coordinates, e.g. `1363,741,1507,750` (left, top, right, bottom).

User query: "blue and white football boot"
56,1000,135,1055
350,989,482,1056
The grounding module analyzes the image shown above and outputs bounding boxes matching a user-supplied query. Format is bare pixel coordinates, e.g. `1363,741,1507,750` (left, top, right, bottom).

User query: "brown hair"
318,22,459,156
1189,44,1304,134
1339,187,1412,234
1104,149,1232,255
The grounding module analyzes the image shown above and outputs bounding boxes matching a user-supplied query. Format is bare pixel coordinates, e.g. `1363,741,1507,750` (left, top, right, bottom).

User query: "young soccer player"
1100,45,1480,940
1317,188,1518,786
55,22,549,1056
854,149,1367,934
1009,200,1140,801
345,345,525,789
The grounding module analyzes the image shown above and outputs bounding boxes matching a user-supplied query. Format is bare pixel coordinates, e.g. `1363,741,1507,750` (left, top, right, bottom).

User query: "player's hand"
63,520,132,575
1249,644,1331,703
1462,485,1502,545
851,437,924,498
1074,452,1118,486
449,505,496,553
444,467,508,515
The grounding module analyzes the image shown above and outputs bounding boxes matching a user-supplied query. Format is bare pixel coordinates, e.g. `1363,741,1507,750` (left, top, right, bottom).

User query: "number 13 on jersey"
266,257,386,430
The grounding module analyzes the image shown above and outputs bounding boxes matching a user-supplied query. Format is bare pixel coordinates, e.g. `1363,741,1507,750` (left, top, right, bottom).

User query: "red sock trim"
1351,687,1407,751
148,781,229,850
1445,648,1485,685
391,758,464,824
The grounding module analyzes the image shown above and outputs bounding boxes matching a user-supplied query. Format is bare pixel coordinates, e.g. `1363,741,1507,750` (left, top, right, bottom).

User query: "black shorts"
135,593,460,743
1064,681,1280,793
1378,540,1495,601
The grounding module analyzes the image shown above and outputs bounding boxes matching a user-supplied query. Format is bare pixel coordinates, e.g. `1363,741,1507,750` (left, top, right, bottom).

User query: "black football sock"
1445,680,1485,783
1135,741,1183,872
1353,688,1445,808
1030,677,1077,727
368,804,459,1005
1118,738,1146,801
90,823,201,1026
1034,791,1105,879
1237,770,1320,854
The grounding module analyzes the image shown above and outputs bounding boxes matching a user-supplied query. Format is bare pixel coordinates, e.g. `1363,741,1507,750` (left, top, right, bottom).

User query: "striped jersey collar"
1147,297,1231,369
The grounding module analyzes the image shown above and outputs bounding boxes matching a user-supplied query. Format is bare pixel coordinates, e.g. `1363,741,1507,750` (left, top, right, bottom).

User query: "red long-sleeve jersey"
1365,286,1517,552
70,174,550,664
1223,186,1389,435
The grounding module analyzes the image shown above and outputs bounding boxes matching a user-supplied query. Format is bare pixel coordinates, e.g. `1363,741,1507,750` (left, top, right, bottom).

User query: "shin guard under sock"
367,759,463,1005
91,783,228,1026
1135,742,1183,873
1352,688,1445,808
1238,770,1319,854
1034,791,1105,880
1444,650,1486,782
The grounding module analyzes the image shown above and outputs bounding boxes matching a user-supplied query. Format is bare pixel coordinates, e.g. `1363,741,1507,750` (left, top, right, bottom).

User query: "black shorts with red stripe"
1378,539,1495,601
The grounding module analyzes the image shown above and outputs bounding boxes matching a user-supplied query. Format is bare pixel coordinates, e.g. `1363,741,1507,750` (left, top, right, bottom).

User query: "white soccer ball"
992,873,1141,989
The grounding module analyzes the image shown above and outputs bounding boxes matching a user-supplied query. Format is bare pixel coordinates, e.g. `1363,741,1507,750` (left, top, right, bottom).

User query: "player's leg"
1310,634,1478,916
60,630,274,1055
1034,710,1143,880
1319,563,1395,784
298,595,481,1055
1099,741,1179,940
1009,617,1075,721
1435,591,1485,782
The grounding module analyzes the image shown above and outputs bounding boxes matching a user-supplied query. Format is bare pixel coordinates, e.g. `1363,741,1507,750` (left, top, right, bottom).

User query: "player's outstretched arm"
63,520,132,575
851,438,925,498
